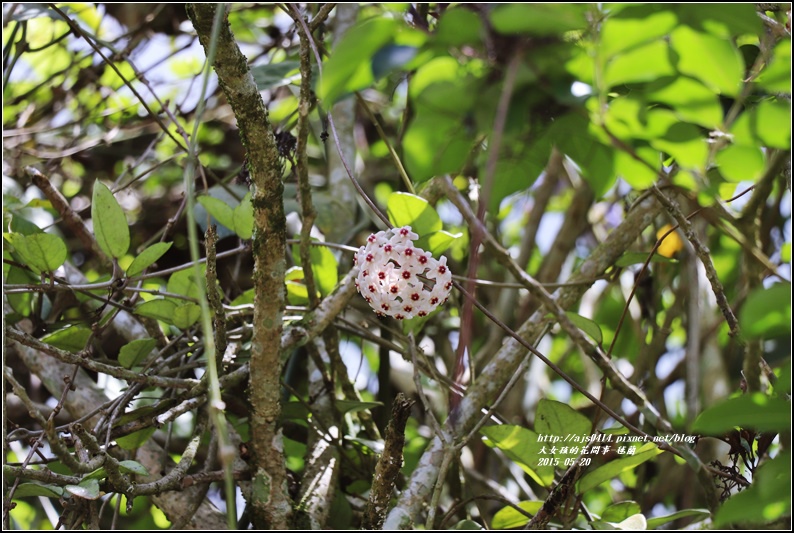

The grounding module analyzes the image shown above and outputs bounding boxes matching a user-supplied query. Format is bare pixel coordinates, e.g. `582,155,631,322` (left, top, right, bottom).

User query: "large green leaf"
167,267,204,301
12,482,64,499
577,442,663,494
135,299,178,323
197,195,235,233
172,303,201,330
116,427,156,450
649,122,708,170
490,4,588,35
715,144,765,183
757,40,791,93
670,26,743,97
251,60,300,91
65,478,101,500
535,399,593,464
601,501,641,523
318,17,398,105
739,284,791,339
604,40,674,87
92,180,130,259
600,6,678,58
386,192,442,235
126,242,172,278
731,99,792,150
647,77,723,129
691,392,790,434
5,232,67,275
481,425,555,487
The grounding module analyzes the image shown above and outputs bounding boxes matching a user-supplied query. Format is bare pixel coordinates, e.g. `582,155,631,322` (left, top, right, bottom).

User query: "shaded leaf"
12,482,64,499
115,427,156,450
713,453,790,526
335,400,383,415
92,180,130,259
491,501,543,529
577,443,663,494
5,232,67,274
119,338,158,369
118,460,150,476
233,193,253,240
601,501,641,523
645,508,710,529
135,299,178,323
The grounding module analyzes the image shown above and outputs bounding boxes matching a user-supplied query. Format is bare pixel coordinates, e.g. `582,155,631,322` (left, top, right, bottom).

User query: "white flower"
355,226,453,319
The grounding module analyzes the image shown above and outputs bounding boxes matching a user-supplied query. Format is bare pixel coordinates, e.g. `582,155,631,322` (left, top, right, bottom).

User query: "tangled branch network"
354,226,452,320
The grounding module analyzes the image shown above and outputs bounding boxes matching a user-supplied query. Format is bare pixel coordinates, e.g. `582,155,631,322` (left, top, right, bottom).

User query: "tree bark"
188,4,290,528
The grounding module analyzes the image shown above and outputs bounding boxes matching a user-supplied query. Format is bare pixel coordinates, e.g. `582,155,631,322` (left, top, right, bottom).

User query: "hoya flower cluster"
354,226,452,320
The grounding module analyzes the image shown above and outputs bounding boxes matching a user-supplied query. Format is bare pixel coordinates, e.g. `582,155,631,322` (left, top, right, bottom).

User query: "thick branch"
188,4,290,528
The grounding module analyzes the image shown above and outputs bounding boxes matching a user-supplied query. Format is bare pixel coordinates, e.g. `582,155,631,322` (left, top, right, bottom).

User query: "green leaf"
119,338,158,369
65,478,100,500
135,299,178,323
291,243,339,297
691,392,791,434
12,482,64,499
167,267,204,300
615,252,677,267
5,232,68,274
126,242,172,278
670,26,743,97
605,40,674,87
403,113,473,182
372,44,418,79
731,99,792,150
490,4,587,35
713,453,790,526
535,399,593,463
280,401,310,421
335,400,383,415
118,460,150,476
647,77,723,129
491,501,543,529
6,265,36,316
550,115,616,197
115,427,156,450
601,501,641,523
251,60,300,91
757,40,791,93
197,195,235,232
564,312,603,345
386,192,442,235
318,17,398,105
9,214,43,236
452,519,484,530
92,180,130,259
41,326,92,353
715,144,765,183
740,284,791,339
600,7,678,58
414,230,461,256
172,303,201,330
233,193,254,240
481,425,555,487
649,122,708,170
645,508,709,529
435,8,483,47
83,467,108,481
615,148,659,190
577,443,663,494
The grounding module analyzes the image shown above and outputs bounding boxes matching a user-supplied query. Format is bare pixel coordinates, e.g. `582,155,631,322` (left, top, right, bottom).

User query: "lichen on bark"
187,4,290,528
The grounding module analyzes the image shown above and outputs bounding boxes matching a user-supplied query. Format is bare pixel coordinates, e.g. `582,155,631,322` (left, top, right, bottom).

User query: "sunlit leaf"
605,40,674,87
536,399,593,463
386,192,442,235
5,232,67,274
135,299,178,323
490,4,587,35
739,284,791,339
645,508,709,529
126,242,172,278
670,26,743,96
481,425,555,487
714,453,790,526
172,303,200,329
691,392,790,434
92,180,130,259
601,501,641,523
491,501,543,529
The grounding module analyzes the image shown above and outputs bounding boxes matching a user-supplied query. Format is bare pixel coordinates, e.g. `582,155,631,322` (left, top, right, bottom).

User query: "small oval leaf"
65,478,101,500
233,193,254,240
386,192,442,235
40,326,92,353
12,482,64,499
118,460,150,476
126,242,173,278
135,299,178,323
